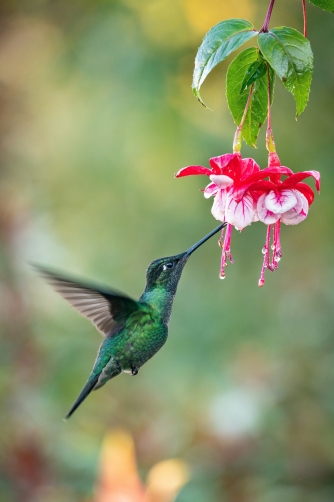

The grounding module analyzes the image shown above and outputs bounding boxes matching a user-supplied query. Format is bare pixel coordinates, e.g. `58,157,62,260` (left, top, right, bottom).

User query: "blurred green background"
1,0,334,501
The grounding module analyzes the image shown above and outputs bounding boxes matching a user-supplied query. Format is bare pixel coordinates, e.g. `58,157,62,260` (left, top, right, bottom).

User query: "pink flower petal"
260,166,294,177
295,182,314,205
210,174,234,189
233,180,276,202
209,153,239,174
225,192,255,230
257,193,281,225
240,157,260,179
265,189,297,214
211,189,227,222
281,170,320,192
175,165,212,178
234,167,293,194
211,153,243,179
281,192,309,225
203,182,219,199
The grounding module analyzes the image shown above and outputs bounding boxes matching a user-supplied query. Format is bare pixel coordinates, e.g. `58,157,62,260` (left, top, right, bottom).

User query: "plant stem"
260,0,276,33
266,64,276,154
267,64,272,130
233,84,254,153
302,0,307,37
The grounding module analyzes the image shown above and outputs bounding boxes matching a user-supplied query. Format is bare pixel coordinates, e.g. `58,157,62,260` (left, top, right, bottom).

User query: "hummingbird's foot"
131,366,139,376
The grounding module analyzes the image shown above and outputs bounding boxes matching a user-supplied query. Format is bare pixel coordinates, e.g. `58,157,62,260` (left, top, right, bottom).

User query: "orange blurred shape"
94,430,145,502
182,0,255,34
144,459,189,502
94,430,189,502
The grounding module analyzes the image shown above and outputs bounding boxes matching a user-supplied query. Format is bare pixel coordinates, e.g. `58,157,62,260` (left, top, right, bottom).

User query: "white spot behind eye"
163,262,174,271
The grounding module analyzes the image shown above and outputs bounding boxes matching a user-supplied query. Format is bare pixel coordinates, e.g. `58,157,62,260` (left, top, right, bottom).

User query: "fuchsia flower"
254,153,320,286
176,151,320,285
176,152,279,278
176,153,260,228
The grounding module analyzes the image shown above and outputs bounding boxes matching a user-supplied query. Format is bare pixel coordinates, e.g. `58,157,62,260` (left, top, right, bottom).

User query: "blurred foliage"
0,0,334,501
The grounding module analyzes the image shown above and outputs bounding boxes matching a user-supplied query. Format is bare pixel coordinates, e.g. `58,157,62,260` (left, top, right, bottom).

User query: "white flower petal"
211,189,227,222
204,182,219,199
265,189,297,214
281,192,309,225
257,193,281,224
210,174,234,189
257,193,281,225
225,192,255,230
280,189,302,216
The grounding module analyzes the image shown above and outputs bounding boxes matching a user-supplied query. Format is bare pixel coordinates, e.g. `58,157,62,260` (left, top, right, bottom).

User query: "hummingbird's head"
145,252,190,292
145,223,226,293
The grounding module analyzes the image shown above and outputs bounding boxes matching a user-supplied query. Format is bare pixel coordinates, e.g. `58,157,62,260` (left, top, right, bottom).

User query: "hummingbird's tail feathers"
64,374,100,420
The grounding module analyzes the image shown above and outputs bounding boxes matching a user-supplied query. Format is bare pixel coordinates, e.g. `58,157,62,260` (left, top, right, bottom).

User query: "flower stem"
266,63,276,154
267,64,272,131
302,0,307,38
260,0,276,33
233,84,254,153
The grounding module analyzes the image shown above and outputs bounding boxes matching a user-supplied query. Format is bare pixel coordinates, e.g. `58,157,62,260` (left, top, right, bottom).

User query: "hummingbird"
34,223,225,419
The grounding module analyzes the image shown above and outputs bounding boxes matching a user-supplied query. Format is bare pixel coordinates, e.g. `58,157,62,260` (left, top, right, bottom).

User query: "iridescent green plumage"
34,223,225,419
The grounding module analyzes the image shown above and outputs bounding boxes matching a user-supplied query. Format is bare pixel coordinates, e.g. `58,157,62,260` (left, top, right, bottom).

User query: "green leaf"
226,48,275,147
192,19,258,107
240,58,267,93
308,0,334,12
258,27,313,116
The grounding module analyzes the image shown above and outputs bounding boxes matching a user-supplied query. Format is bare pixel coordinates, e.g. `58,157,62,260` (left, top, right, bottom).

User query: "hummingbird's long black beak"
184,222,227,257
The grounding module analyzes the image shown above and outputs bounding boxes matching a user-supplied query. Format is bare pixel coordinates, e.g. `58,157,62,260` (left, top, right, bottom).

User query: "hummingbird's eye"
163,262,174,271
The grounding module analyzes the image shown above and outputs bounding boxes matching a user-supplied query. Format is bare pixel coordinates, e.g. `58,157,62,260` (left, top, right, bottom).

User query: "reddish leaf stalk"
233,84,254,153
302,0,307,38
260,0,276,33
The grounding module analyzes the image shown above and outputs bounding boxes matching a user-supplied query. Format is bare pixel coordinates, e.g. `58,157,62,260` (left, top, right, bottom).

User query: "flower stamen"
259,221,283,286
259,225,271,286
272,220,282,269
219,223,234,279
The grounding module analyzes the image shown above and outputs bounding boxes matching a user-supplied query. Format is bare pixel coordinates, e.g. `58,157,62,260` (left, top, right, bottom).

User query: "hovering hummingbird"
35,223,225,419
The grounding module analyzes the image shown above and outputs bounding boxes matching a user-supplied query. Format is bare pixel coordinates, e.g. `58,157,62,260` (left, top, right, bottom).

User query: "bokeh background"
1,0,334,501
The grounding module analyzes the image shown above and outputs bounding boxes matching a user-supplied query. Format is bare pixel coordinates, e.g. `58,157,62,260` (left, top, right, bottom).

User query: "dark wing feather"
33,265,140,337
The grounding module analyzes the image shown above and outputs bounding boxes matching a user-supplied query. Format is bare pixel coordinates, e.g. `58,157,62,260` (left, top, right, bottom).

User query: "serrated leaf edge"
308,0,334,12
259,29,313,117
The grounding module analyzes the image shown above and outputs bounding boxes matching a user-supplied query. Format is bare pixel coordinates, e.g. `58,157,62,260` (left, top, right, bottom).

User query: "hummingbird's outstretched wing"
33,265,140,337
